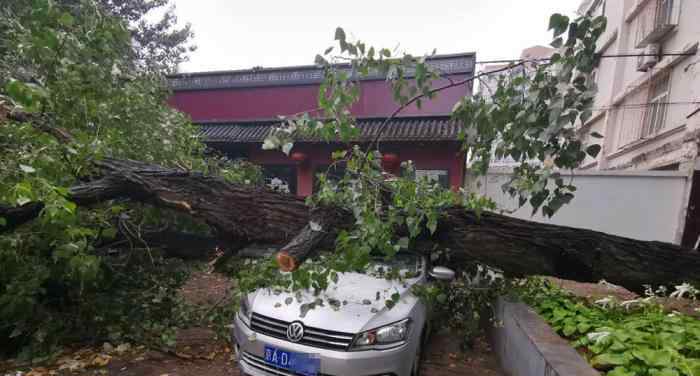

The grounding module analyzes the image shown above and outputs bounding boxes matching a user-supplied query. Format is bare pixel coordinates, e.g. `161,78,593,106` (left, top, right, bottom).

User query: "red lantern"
290,151,307,163
382,153,400,169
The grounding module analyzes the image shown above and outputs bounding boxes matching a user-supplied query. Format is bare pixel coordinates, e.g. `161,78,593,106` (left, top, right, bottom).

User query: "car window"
365,252,422,279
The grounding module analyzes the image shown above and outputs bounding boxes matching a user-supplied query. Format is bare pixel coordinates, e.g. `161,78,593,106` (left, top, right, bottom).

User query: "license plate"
264,345,320,376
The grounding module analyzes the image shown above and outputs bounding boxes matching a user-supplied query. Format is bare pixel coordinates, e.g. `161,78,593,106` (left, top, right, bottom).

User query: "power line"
474,51,696,65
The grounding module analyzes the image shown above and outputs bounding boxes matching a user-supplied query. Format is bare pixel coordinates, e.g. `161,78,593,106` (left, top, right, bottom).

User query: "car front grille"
240,351,335,376
250,312,355,351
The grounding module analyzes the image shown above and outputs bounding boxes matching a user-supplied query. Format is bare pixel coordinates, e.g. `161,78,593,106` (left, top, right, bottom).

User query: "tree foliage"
0,0,252,356
257,13,607,295
2,0,671,362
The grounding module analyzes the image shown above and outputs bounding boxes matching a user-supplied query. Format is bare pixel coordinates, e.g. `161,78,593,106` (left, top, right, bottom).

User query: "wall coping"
491,296,600,376
167,53,476,91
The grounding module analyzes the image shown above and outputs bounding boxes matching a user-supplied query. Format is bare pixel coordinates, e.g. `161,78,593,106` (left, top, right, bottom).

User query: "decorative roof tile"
199,116,461,143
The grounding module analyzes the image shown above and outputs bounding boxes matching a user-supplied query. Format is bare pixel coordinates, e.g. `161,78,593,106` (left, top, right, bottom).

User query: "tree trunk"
4,158,699,293
437,209,700,293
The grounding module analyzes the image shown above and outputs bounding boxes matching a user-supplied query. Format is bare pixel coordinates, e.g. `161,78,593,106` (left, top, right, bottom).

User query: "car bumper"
232,314,415,376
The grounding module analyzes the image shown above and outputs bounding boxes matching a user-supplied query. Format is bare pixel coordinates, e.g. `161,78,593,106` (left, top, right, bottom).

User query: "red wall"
244,143,465,197
169,75,470,122
171,73,469,196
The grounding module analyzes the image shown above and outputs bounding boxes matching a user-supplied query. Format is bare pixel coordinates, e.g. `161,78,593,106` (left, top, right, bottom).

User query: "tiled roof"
168,53,475,91
200,116,460,143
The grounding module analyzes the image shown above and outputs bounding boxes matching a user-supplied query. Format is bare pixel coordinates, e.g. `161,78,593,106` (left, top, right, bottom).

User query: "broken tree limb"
277,207,351,271
0,202,45,233
2,158,699,293
70,158,311,244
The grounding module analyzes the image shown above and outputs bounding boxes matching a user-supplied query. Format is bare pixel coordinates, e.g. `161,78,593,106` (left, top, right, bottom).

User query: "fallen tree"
3,157,697,293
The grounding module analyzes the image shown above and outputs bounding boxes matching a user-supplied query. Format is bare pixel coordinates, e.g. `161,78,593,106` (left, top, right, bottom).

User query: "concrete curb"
490,296,600,376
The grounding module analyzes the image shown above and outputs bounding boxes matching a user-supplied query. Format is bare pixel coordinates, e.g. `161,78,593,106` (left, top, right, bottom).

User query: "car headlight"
238,295,252,326
351,319,411,350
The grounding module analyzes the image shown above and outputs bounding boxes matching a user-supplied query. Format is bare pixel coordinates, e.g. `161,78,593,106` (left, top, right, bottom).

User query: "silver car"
231,252,455,376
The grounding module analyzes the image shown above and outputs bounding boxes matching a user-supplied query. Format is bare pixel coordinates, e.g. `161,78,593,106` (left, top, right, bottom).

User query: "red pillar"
296,162,313,197
449,152,466,192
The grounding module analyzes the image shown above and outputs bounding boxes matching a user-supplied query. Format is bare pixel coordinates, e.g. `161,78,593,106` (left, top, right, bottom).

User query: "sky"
170,0,583,73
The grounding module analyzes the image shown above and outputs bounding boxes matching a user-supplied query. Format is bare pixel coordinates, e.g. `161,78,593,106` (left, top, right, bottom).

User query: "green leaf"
334,27,346,42
581,109,593,124
102,227,117,239
586,144,602,158
16,196,31,206
58,12,75,27
548,14,570,37
19,164,36,173
607,367,636,376
591,352,628,367
0,217,6,227
427,217,437,234
563,324,577,336
650,369,679,376
331,150,347,160
632,348,672,368
550,37,563,48
324,46,334,55
63,201,77,214
590,131,604,139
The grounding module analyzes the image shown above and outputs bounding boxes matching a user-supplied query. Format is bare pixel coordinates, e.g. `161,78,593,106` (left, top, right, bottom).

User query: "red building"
168,53,475,197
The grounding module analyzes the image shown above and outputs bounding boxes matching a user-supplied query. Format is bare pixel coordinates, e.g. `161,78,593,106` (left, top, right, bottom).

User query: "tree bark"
437,209,700,293
3,158,699,293
0,202,45,233
69,158,310,244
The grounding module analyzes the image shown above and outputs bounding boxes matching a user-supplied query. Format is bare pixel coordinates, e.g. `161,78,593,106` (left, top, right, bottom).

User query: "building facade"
573,0,700,247
168,53,475,197
576,0,700,171
478,45,555,168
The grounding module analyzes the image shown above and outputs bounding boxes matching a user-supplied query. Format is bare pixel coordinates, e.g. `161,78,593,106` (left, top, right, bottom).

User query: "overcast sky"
171,0,583,73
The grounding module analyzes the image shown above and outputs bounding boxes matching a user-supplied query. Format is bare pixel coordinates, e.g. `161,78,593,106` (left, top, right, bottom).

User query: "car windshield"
365,252,422,279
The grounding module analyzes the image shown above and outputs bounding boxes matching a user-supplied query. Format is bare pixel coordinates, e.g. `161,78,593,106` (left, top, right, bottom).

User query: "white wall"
465,170,689,243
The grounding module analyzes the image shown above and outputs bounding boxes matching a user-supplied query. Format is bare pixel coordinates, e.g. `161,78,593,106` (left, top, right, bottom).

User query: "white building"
478,45,555,168
576,0,700,171
468,5,700,247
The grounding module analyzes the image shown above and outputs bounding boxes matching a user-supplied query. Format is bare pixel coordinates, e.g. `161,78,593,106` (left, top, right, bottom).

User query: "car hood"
250,271,422,334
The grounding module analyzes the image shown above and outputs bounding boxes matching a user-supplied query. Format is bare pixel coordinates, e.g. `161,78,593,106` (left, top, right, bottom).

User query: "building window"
641,73,670,137
415,169,449,188
263,165,296,194
634,0,677,48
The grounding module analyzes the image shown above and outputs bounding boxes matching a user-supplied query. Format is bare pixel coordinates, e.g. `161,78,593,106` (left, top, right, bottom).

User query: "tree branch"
369,61,528,151
1,158,697,293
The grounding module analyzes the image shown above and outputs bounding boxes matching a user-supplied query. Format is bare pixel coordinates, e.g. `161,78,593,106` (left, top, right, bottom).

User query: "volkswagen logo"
286,321,305,342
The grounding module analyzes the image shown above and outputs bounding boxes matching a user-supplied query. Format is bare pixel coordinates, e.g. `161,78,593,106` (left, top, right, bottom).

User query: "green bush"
519,278,700,376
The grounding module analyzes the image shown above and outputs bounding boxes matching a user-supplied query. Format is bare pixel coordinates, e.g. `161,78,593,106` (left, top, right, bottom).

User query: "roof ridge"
195,114,454,125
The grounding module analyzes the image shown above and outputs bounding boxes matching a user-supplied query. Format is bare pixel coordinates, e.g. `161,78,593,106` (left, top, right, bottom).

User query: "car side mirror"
429,266,455,281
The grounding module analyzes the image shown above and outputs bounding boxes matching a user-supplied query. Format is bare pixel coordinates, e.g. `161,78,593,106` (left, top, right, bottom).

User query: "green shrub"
519,278,700,376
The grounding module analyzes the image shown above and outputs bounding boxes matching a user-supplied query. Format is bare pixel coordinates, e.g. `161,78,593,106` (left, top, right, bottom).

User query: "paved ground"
65,328,502,376
3,270,504,376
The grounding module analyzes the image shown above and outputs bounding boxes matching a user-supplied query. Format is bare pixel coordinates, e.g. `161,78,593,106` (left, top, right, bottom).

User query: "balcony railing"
634,0,677,48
